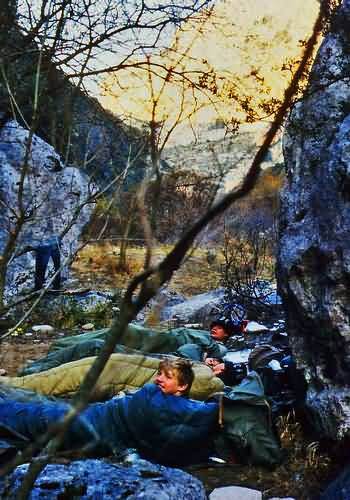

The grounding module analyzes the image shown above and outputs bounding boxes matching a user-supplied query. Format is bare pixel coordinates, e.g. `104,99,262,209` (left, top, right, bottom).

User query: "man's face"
155,368,187,396
210,324,229,341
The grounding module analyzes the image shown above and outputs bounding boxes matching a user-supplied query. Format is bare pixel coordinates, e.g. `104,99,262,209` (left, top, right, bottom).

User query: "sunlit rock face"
277,1,350,440
0,120,94,300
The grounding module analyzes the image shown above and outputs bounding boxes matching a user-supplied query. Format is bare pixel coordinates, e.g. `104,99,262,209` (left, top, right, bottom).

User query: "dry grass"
72,242,222,296
72,242,144,289
191,412,335,499
269,412,333,499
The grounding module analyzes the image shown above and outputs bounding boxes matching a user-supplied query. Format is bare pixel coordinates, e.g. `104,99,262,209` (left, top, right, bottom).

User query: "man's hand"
205,358,225,375
205,357,220,367
212,363,225,375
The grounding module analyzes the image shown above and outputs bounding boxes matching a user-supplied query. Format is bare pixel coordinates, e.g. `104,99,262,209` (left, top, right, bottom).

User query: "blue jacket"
109,383,219,464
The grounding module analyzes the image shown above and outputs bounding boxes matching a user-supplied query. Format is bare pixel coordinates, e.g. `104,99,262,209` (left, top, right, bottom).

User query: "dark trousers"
34,243,61,290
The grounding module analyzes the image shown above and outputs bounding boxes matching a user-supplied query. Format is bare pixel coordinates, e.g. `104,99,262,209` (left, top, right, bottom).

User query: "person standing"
34,235,61,290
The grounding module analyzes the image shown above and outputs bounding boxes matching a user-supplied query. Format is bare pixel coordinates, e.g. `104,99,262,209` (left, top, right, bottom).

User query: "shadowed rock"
0,459,206,499
277,1,350,440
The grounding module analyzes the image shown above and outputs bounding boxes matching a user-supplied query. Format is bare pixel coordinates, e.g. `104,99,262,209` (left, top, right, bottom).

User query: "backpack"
248,344,307,418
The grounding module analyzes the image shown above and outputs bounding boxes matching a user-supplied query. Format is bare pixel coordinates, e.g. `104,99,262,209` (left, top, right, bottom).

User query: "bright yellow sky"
100,0,319,144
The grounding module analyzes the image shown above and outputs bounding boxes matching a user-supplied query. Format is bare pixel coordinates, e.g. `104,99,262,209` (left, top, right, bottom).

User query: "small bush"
54,299,114,330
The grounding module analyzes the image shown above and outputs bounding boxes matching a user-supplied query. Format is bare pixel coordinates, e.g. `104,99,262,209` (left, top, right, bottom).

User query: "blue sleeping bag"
0,383,218,465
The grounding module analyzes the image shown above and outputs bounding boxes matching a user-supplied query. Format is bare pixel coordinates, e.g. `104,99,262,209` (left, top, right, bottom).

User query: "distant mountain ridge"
159,121,284,239
163,121,283,192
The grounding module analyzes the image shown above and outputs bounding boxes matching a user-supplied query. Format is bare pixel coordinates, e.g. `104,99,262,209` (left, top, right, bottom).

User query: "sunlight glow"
99,0,319,143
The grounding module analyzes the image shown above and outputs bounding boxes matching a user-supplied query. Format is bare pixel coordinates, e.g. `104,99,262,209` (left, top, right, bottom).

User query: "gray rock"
36,290,114,322
0,121,94,301
31,325,55,334
160,288,226,325
0,459,206,499
81,323,95,331
306,388,350,441
245,321,269,334
135,288,185,324
64,290,114,312
0,20,147,192
277,0,350,439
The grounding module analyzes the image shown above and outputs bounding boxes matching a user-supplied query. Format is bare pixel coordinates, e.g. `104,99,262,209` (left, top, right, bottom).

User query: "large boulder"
277,1,350,440
159,288,226,326
136,288,186,324
0,121,94,300
0,459,206,499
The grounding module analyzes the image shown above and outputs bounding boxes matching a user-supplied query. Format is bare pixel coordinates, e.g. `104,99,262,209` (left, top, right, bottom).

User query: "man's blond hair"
159,358,194,395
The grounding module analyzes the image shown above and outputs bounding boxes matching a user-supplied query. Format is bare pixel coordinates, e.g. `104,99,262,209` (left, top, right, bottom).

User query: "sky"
99,0,320,145
19,0,320,138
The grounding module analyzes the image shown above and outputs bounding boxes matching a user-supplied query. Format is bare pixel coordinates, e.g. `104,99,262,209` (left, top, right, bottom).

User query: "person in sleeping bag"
0,358,219,466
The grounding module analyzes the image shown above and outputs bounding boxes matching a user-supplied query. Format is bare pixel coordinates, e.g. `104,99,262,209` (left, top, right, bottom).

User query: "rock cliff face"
277,1,350,440
163,122,282,192
0,121,94,299
0,19,147,188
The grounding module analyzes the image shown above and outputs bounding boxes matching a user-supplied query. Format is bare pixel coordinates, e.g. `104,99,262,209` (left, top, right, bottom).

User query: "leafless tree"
220,218,277,317
100,23,227,267
0,0,215,311
7,0,214,84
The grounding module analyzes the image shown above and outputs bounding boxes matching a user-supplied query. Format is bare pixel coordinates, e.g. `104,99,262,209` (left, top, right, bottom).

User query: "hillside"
0,19,148,188
162,121,284,236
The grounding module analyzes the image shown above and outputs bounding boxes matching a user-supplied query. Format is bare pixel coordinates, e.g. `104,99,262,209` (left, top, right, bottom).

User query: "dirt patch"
0,340,50,376
0,329,69,376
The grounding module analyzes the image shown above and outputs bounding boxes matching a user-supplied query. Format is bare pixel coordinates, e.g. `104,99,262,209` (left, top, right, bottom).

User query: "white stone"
32,325,54,334
81,323,95,331
209,486,262,500
268,359,282,371
224,349,251,364
208,456,226,464
245,321,269,333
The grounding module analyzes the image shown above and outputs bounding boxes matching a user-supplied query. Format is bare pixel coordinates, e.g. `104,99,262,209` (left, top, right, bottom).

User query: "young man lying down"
0,359,219,466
